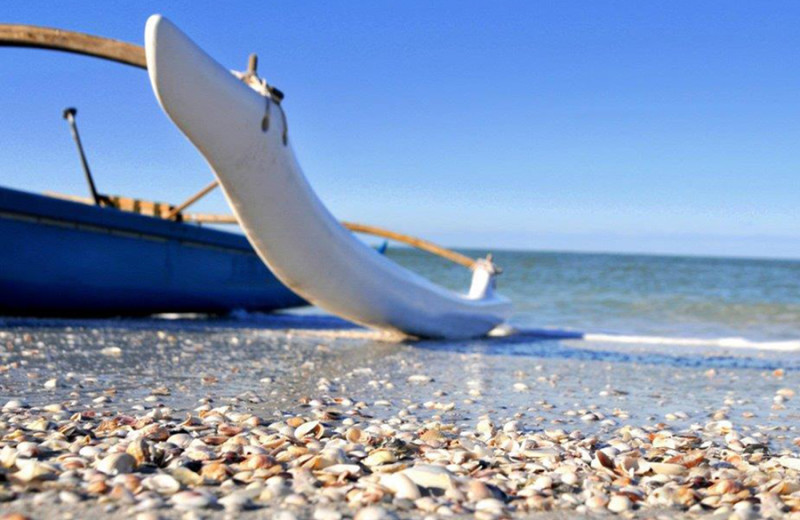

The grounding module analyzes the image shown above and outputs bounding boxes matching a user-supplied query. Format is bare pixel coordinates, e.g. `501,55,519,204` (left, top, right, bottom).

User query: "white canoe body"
144,15,512,339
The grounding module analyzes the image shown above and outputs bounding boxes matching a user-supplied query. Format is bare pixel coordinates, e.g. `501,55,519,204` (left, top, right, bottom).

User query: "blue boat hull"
0,186,307,316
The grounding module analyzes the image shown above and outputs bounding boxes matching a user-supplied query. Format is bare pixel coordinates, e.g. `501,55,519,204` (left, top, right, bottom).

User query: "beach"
3,3,800,518
0,304,799,519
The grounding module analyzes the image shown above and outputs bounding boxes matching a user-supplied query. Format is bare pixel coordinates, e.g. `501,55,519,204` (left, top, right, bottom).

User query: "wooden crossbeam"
0,23,146,68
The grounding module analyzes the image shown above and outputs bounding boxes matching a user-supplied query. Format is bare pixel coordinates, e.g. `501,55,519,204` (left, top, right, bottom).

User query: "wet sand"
0,315,799,519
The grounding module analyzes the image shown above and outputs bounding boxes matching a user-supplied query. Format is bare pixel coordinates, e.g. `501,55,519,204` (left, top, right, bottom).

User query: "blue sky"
2,2,799,259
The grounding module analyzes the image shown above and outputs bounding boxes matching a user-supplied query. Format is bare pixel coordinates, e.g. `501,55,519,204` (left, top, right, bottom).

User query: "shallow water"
388,248,800,346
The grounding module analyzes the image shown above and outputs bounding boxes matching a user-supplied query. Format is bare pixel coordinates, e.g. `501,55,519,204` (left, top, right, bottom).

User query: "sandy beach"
0,315,798,519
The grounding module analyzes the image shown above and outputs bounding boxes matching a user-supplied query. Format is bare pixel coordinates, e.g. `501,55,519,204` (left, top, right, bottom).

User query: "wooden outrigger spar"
0,24,146,68
0,23,481,271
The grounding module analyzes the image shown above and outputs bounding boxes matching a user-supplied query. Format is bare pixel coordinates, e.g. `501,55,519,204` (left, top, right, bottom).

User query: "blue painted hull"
0,186,307,316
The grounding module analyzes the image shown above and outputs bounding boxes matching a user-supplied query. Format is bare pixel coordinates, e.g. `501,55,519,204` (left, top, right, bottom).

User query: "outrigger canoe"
145,15,512,339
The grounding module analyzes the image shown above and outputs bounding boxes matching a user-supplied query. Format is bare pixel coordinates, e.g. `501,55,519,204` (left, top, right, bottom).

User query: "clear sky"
2,2,799,259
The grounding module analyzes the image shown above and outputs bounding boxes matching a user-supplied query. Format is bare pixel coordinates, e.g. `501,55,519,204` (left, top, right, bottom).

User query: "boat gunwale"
0,186,255,254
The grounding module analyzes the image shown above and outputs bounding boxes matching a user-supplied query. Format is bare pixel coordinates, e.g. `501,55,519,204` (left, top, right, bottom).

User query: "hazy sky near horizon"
2,2,799,259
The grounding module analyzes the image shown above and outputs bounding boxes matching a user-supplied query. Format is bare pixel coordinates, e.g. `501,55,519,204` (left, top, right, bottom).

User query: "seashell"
86,479,109,494
96,453,136,475
109,484,136,504
145,473,181,494
60,456,87,470
112,473,142,493
319,447,349,466
140,424,169,442
407,374,433,384
200,461,231,482
232,470,254,483
353,506,397,520
617,455,641,475
39,438,70,451
241,445,267,456
171,490,217,510
286,416,305,428
532,475,553,491
177,416,202,429
166,433,192,448
200,435,228,446
218,424,243,437
0,445,17,468
523,448,560,460
363,449,397,467
380,473,420,500
184,447,214,461
3,399,28,411
706,479,741,495
653,436,679,450
649,462,687,476
779,457,800,472
126,438,150,466
132,416,154,430
679,450,706,468
171,466,204,486
560,471,579,486
16,441,40,459
768,478,800,494
5,430,27,442
476,420,495,436
419,429,446,447
12,460,57,483
592,451,614,470
219,439,245,456
26,417,52,432
218,489,254,511
321,463,362,477
312,507,342,520
607,494,631,512
345,427,369,444
295,420,325,440
402,464,456,490
199,409,226,423
586,494,609,509
674,486,699,507
240,415,261,428
617,485,645,502
298,454,323,470
368,461,407,474
704,420,733,435
467,479,496,501
475,498,506,514
240,454,274,471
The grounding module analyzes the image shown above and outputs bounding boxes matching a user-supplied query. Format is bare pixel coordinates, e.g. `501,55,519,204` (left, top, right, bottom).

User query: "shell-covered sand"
0,316,798,519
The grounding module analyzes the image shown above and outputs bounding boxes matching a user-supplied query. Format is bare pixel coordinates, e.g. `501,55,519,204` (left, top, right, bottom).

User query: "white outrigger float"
145,15,511,339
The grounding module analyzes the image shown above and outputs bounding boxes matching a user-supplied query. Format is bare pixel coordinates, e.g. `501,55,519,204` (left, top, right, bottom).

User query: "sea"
4,247,800,369
386,248,800,350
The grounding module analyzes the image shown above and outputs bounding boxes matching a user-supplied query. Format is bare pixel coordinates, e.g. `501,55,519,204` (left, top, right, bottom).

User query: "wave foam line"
583,333,800,351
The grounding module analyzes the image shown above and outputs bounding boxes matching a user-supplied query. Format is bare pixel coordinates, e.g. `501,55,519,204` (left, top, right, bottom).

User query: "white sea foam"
583,333,800,352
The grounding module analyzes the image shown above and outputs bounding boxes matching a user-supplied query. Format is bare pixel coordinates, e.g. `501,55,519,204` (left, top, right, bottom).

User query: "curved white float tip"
144,15,512,339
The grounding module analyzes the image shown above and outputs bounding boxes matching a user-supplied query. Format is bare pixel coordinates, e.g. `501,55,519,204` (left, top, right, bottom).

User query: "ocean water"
385,248,800,348
4,248,798,361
